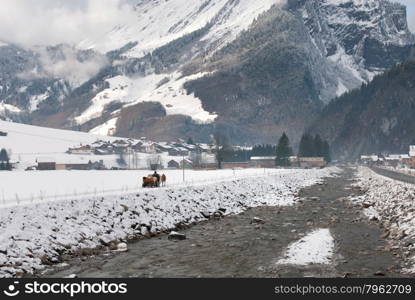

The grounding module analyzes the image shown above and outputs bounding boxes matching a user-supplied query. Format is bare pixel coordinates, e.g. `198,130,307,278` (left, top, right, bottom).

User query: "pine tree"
187,137,195,145
0,148,10,171
298,134,315,157
322,141,331,163
314,134,323,157
276,132,293,167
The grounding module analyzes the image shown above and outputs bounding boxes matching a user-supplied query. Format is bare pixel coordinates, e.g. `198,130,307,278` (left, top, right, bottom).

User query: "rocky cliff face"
310,60,415,160
0,0,414,145
290,0,414,102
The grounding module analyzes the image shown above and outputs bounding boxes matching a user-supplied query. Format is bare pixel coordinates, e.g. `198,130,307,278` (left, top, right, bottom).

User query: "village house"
168,147,189,156
155,142,174,153
384,154,409,167
67,145,93,155
112,140,130,154
132,141,156,153
180,159,193,169
167,159,180,169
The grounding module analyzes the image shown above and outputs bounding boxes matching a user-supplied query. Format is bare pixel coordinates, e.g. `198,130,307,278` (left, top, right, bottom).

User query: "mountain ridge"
0,0,413,146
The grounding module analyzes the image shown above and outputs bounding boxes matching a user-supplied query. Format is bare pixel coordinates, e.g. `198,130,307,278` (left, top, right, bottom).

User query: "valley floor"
43,168,414,278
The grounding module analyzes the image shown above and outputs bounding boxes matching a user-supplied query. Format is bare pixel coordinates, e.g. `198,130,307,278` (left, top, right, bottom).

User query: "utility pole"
182,154,185,182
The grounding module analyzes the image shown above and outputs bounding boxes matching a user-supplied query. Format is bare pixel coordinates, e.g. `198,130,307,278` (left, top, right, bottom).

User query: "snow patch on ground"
277,229,335,265
29,93,49,112
336,80,348,97
0,102,22,114
89,118,118,136
351,167,415,273
0,167,339,277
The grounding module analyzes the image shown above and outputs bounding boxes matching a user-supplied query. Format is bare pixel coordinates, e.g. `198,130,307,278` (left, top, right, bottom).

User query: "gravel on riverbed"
0,167,340,278
350,167,415,274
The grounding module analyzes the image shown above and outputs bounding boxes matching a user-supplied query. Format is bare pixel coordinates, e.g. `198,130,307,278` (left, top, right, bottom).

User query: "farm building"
222,162,250,169
37,162,56,170
403,157,415,168
297,157,326,168
38,157,105,171
249,156,276,168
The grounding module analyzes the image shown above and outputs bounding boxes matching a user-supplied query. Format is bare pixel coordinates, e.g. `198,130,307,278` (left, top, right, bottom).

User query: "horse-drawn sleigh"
142,172,166,188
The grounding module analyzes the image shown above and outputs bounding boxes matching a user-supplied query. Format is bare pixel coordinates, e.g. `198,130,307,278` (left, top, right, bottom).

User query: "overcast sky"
0,0,136,47
395,0,415,31
0,0,413,48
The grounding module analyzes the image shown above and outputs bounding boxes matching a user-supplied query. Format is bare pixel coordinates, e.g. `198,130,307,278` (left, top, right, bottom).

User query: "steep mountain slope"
0,0,414,145
310,60,415,159
79,0,279,58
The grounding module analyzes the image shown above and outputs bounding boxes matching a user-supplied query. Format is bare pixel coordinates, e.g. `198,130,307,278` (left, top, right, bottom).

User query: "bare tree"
147,154,163,170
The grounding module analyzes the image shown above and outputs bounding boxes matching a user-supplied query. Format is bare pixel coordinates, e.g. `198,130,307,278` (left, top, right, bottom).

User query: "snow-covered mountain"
0,0,413,145
79,0,279,58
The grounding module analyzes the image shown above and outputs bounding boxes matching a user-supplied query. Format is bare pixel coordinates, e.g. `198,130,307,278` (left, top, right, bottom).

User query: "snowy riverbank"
351,167,415,274
0,167,339,277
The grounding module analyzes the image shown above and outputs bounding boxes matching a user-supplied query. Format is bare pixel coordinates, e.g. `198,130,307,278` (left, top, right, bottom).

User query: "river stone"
116,243,128,252
168,231,186,241
251,217,265,224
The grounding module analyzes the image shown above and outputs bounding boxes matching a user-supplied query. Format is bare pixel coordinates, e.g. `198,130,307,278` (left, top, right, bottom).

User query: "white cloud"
18,45,109,87
0,0,136,47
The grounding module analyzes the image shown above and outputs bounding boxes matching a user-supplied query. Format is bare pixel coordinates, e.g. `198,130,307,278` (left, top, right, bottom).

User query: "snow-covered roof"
386,154,409,160
250,156,276,160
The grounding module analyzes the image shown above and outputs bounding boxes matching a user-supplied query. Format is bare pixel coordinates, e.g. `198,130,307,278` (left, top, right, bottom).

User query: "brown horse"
142,176,157,188
161,174,167,186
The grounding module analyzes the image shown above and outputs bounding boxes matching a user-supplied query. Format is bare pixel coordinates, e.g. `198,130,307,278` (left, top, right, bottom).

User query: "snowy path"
44,168,406,278
370,166,415,185
350,167,415,274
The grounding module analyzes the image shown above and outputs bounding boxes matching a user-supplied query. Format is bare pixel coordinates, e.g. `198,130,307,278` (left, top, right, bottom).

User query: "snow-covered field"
0,120,191,171
351,167,415,273
0,120,128,170
0,168,304,207
0,167,339,277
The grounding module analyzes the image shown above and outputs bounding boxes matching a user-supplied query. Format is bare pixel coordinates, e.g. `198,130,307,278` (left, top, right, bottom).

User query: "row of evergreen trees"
275,133,331,166
298,134,331,163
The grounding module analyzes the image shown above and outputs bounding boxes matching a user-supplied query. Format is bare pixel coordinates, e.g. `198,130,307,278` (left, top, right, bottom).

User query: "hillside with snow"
0,0,413,145
0,120,200,171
